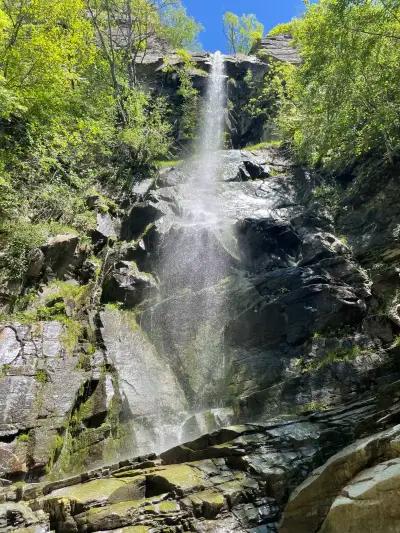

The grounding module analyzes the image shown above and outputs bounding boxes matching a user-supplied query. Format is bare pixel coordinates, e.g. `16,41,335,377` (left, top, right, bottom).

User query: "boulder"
41,234,80,279
0,502,47,531
92,212,119,245
101,261,157,307
319,458,400,533
26,248,45,280
279,425,400,533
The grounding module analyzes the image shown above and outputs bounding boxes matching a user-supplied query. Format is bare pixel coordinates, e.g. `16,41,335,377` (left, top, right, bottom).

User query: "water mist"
151,52,233,427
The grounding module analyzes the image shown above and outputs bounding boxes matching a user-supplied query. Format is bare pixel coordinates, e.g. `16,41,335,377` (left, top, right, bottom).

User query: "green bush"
17,433,30,443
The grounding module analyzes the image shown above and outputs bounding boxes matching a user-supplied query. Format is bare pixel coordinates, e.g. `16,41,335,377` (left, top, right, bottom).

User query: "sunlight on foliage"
274,0,400,172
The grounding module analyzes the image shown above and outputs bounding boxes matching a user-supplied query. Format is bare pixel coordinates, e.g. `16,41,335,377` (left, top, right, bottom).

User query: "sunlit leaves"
223,11,264,55
161,2,203,50
277,0,400,171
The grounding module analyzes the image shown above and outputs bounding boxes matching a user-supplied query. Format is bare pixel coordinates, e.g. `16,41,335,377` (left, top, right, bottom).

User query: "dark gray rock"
41,234,80,279
92,212,119,245
131,177,155,200
26,248,45,280
101,260,157,307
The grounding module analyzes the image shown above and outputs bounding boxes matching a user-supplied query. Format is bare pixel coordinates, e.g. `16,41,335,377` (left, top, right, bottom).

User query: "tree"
85,0,161,101
84,0,173,167
223,11,264,55
274,0,400,172
160,1,203,50
0,0,95,124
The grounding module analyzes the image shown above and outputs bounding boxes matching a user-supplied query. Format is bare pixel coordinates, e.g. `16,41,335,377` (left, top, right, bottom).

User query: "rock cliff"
1,45,400,532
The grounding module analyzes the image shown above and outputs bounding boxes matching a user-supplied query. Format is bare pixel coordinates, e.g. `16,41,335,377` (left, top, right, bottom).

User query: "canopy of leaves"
223,11,264,55
276,0,400,173
0,0,200,292
161,1,203,50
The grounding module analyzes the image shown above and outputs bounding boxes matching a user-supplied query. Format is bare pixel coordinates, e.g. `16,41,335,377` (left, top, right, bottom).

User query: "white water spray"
185,51,227,219
153,52,231,413
108,53,234,459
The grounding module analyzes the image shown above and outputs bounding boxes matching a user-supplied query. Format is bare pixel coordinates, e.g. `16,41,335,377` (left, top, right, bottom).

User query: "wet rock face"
2,144,400,530
41,234,82,280
2,388,399,532
0,321,122,481
136,51,269,147
99,308,188,455
120,149,375,426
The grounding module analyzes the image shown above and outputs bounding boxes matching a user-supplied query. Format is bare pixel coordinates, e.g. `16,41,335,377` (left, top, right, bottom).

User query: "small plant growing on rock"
0,364,11,377
17,433,30,443
298,400,329,414
35,369,49,384
391,335,400,349
298,345,364,374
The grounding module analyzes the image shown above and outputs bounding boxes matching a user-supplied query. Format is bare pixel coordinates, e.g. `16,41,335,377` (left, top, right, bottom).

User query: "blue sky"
183,0,306,52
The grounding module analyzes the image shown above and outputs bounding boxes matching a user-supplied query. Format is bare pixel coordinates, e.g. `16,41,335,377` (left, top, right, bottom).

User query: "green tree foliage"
275,0,400,172
243,62,289,142
85,0,173,171
163,49,199,146
0,0,200,296
161,1,203,50
0,0,104,267
223,11,264,55
86,0,161,94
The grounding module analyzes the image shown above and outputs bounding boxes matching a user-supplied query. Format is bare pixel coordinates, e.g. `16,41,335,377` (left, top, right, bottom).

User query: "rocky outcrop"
0,319,124,481
136,50,270,147
99,307,188,455
1,385,400,532
252,34,301,65
122,149,384,427
101,261,157,307
280,424,400,532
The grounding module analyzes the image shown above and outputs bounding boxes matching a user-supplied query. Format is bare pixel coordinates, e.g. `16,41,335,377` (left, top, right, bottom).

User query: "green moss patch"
183,489,225,519
146,464,208,496
296,345,367,374
46,476,146,508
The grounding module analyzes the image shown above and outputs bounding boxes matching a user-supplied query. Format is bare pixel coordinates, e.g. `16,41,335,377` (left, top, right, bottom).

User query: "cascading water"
185,51,226,217
144,52,235,447
109,52,239,458
158,51,229,396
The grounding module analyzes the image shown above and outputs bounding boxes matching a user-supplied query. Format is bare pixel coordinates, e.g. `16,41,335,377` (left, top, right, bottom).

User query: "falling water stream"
185,51,226,218
109,52,235,457
146,52,234,448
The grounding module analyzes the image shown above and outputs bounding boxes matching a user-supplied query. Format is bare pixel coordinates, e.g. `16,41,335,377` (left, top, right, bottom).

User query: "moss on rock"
45,476,146,510
146,464,208,496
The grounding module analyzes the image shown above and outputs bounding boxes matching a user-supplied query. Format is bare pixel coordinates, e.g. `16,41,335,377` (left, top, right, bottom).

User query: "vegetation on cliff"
0,0,201,296
270,0,400,174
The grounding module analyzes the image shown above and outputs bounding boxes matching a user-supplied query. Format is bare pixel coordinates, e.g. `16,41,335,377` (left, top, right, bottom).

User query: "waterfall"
149,52,233,433
185,51,226,218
